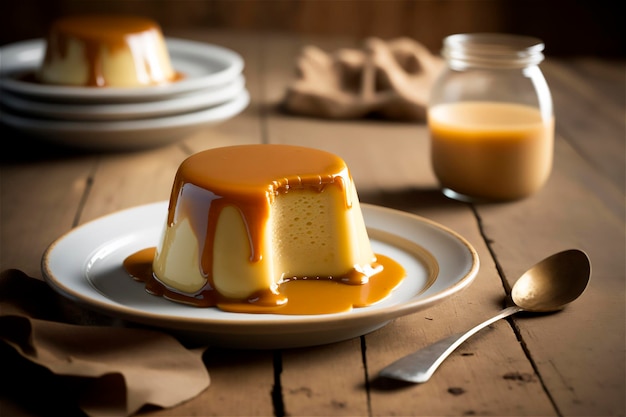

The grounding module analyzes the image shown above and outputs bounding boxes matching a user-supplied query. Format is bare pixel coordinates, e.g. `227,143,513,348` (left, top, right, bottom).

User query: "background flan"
38,15,178,87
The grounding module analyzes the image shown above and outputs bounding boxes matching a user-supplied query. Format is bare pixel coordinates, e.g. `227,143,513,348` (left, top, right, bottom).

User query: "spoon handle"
379,305,522,383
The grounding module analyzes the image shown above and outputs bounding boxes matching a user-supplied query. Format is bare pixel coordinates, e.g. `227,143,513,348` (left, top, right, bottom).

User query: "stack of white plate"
0,38,249,151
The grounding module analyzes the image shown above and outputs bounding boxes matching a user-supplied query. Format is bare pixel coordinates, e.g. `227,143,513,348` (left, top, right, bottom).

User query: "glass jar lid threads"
442,33,545,70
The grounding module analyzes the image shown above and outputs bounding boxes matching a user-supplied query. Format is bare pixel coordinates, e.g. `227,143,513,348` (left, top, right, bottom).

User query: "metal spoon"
379,249,591,383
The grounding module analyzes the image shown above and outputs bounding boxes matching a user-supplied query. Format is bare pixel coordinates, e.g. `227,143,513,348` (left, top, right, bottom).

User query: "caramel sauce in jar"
429,33,554,202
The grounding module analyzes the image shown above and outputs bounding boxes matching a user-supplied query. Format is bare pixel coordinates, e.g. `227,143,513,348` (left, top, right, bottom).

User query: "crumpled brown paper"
0,269,210,417
282,37,443,121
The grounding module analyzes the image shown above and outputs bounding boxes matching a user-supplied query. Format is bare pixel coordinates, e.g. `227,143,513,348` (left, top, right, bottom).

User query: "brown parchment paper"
0,269,210,417
283,37,443,121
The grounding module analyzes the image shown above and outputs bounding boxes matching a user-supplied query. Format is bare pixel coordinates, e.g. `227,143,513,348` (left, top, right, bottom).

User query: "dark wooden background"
1,0,624,57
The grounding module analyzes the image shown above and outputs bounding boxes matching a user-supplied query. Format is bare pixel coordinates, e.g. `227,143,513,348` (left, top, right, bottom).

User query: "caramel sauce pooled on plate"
124,248,405,315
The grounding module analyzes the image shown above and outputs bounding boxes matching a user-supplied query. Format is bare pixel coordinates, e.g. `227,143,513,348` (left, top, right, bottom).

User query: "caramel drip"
203,196,269,265
41,15,181,86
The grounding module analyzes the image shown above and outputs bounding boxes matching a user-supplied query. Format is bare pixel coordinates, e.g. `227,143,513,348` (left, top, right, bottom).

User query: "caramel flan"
124,144,405,314
38,15,179,87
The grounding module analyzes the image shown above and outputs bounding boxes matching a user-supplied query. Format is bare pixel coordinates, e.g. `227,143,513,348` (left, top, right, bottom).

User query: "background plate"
0,75,245,121
42,202,479,349
0,90,250,151
0,38,244,102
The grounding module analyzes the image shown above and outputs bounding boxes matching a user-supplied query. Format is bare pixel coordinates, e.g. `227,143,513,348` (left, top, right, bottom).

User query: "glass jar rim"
442,33,545,68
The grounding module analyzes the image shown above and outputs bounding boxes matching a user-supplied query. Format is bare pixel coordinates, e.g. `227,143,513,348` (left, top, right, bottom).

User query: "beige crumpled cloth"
283,37,443,121
0,269,210,417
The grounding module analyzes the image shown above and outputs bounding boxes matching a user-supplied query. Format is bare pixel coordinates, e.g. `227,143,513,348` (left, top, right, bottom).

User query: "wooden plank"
280,339,370,416
0,138,96,278
542,58,625,191
149,348,276,417
366,204,556,416
77,145,185,222
168,29,266,153
475,135,626,416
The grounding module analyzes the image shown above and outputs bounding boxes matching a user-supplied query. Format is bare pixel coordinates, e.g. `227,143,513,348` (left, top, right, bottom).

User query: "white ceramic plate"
0,75,245,121
0,89,250,151
42,202,479,349
0,38,244,103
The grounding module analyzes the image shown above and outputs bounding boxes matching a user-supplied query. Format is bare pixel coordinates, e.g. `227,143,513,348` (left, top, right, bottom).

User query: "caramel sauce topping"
169,144,353,269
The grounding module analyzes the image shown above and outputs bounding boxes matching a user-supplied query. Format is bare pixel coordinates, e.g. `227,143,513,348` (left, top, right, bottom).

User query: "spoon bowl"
512,249,591,312
379,249,591,383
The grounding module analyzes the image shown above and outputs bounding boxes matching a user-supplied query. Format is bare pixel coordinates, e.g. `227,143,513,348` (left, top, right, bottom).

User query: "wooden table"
1,30,624,416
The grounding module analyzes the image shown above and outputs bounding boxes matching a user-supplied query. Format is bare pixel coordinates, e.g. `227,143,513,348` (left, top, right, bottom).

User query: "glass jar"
428,33,554,202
